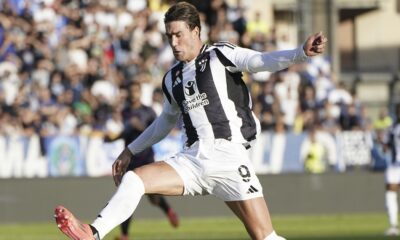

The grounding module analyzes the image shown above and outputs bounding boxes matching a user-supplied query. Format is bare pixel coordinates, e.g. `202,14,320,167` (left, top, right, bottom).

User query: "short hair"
164,2,201,34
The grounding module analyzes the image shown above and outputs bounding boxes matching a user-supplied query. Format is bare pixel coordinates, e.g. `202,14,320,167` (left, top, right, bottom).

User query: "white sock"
386,191,398,227
264,230,286,240
91,171,145,239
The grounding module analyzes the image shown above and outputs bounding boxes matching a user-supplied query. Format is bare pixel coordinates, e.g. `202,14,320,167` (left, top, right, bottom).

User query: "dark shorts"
128,148,155,170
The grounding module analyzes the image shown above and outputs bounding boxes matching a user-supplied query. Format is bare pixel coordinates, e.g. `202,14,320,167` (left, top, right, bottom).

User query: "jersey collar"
183,44,209,66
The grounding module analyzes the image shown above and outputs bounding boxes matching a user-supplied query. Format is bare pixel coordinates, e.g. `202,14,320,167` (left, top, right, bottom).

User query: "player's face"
165,21,200,62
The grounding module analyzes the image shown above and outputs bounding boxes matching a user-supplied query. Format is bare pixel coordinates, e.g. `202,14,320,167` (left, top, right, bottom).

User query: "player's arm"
247,32,327,72
222,32,327,73
246,47,307,73
127,111,179,154
112,101,180,186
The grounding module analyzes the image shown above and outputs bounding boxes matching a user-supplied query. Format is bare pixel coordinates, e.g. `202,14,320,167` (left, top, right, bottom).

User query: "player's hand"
303,31,328,56
112,148,133,186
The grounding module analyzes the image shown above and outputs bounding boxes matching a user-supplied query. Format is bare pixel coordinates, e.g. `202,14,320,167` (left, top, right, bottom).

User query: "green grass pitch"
0,213,396,240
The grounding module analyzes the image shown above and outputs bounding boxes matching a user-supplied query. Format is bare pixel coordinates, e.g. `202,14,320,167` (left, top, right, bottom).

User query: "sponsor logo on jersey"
184,80,196,96
182,92,209,113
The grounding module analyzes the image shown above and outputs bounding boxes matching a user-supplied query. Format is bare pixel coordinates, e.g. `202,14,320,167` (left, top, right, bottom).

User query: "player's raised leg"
54,161,184,240
225,197,285,240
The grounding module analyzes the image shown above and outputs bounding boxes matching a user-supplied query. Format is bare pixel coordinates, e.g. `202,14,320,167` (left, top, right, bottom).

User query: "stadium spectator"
374,107,393,132
358,104,373,132
274,70,299,131
300,123,338,172
151,87,164,116
371,129,390,171
314,69,333,105
254,79,281,131
300,127,326,173
53,2,327,240
0,60,20,105
246,11,269,38
276,33,295,51
328,81,352,106
339,103,361,131
226,0,247,44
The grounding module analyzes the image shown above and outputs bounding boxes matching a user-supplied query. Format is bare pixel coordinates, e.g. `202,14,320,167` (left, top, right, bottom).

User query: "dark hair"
164,2,201,34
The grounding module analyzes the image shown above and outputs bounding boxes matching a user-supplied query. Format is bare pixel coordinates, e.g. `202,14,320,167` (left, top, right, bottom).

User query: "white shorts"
385,165,400,184
165,138,264,201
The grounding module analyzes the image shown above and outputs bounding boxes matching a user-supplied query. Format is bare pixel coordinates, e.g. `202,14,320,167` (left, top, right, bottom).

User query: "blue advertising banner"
45,136,85,177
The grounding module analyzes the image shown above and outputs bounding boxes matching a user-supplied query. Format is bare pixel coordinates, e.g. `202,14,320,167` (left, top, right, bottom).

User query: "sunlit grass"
0,213,394,240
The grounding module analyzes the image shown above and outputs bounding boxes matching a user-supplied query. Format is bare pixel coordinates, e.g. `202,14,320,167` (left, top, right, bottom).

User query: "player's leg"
384,165,400,236
114,152,155,240
208,139,283,240
225,197,285,240
385,183,399,236
55,161,184,240
114,217,131,240
147,195,179,227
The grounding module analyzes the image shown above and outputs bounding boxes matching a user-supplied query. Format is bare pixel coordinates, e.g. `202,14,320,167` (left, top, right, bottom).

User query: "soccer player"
108,82,179,240
384,104,400,236
54,2,327,240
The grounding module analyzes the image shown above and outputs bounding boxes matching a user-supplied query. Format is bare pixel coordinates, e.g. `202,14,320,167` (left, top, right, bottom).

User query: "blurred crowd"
0,0,394,166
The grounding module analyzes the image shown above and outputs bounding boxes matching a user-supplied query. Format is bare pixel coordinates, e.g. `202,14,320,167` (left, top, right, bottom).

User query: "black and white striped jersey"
161,43,261,146
127,42,308,154
389,122,400,164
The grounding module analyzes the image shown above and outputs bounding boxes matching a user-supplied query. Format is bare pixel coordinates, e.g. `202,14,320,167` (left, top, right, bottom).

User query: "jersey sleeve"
213,42,259,72
127,101,181,155
246,46,308,73
214,41,309,73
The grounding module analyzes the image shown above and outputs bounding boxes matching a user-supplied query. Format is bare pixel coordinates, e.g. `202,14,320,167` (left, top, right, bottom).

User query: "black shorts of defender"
128,148,155,170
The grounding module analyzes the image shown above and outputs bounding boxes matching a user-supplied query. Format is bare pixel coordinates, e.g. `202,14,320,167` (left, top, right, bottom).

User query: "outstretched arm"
246,32,328,73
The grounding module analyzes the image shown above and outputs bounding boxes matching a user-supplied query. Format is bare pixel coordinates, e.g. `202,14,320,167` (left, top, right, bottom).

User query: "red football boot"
166,208,179,228
54,205,95,240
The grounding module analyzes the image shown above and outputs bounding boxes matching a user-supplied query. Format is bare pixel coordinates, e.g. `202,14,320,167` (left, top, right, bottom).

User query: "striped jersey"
389,121,400,164
161,42,261,146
